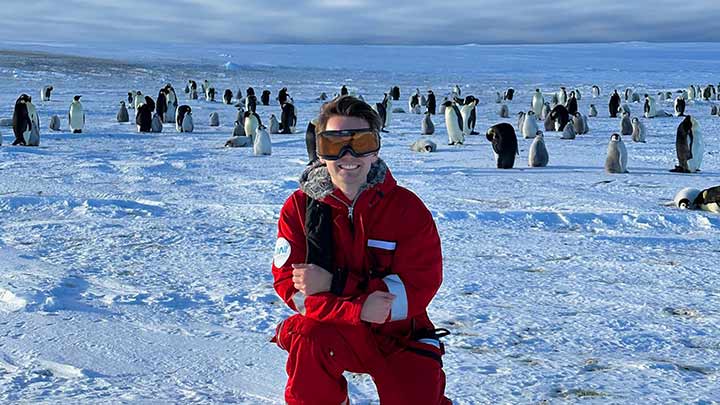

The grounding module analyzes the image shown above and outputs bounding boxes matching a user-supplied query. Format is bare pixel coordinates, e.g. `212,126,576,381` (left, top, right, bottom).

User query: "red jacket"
272,159,443,349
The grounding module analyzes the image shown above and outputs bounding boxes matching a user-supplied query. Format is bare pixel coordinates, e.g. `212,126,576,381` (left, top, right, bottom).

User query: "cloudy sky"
2,0,719,46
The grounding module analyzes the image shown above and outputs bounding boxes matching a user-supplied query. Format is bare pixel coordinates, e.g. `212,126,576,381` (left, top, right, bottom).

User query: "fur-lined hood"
299,158,389,200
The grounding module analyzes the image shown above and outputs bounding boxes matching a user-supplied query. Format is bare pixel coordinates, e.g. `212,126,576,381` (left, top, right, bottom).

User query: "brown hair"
315,95,383,135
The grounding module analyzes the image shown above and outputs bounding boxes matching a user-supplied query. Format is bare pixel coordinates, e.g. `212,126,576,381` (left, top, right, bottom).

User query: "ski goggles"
316,128,380,160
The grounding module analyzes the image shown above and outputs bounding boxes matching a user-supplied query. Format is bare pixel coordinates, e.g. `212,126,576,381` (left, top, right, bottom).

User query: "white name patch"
367,239,396,251
273,237,291,268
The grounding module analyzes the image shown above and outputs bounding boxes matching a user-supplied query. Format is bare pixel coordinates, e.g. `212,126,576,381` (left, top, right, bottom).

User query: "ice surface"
0,42,719,404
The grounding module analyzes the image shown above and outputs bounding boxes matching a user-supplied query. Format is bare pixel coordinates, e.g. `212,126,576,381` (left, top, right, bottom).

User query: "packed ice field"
0,42,719,403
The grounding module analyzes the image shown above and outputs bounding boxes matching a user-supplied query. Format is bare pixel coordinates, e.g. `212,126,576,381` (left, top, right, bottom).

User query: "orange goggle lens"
316,129,380,160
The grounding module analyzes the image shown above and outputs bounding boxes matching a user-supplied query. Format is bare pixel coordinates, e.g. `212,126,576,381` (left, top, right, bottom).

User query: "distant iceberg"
224,62,241,70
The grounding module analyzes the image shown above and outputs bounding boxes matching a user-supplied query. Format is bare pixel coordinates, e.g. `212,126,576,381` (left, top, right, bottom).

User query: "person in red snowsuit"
272,95,451,404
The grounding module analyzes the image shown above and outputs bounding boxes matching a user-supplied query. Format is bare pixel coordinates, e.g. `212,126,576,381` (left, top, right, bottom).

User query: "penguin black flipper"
452,105,463,132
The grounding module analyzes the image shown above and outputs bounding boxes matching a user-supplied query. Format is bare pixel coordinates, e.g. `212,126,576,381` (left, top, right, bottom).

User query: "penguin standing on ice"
176,105,192,132
426,90,436,115
486,122,518,169
48,114,61,131
499,104,509,118
532,89,544,116
209,112,220,127
254,125,272,155
644,94,657,118
391,86,400,101
674,96,686,117
165,85,178,123
421,111,434,135
528,131,549,167
620,112,633,135
277,87,289,105
156,88,168,122
25,96,40,146
460,96,478,136
592,85,600,98
41,85,53,102
565,91,578,115
136,97,153,132
408,90,421,114
246,93,258,113
223,89,233,104
557,87,567,105
443,100,464,145
605,134,628,173
631,117,646,143
589,104,598,117
521,110,539,139
261,90,271,106
671,115,704,173
12,94,31,145
244,110,262,140
280,102,297,134
68,95,85,134
269,114,280,134
609,90,621,118
305,119,318,162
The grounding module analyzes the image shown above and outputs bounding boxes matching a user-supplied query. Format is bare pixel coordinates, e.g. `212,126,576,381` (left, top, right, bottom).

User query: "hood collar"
300,158,389,200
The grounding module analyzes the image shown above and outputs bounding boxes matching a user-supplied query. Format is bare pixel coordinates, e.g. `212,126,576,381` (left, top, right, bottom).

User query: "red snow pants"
274,314,451,405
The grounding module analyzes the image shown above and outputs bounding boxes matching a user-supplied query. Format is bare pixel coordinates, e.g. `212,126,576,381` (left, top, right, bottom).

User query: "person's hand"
360,291,396,324
292,263,332,296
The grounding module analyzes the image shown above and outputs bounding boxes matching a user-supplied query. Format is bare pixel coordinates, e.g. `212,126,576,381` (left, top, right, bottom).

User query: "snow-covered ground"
1,42,719,404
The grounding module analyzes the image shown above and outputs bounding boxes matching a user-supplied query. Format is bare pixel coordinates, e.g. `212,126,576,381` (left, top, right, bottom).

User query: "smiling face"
320,115,378,199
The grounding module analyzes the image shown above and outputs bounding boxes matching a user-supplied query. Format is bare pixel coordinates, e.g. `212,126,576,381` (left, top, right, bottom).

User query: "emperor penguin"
521,110,539,139
305,119,318,162
151,113,163,133
225,133,252,148
209,112,220,127
136,99,153,132
609,90,621,118
504,88,515,101
181,111,194,132
589,104,598,117
408,90,421,114
244,110,261,141
165,85,178,123
486,123,519,169
499,104,509,118
573,89,582,101
624,88,634,102
12,94,31,145
382,94,393,130
133,91,144,110
674,97,686,117
206,87,216,102
25,96,40,146
560,121,576,140
712,105,719,116
517,111,526,132
277,87,289,105
40,85,53,102
620,112,633,135
175,105,191,132
495,92,503,104
317,92,328,101
426,90,436,114
223,89,233,104
592,85,600,98
631,93,641,103
421,111,434,135
188,80,198,99
245,94,258,113
202,79,211,98
68,95,85,134
674,186,720,213
671,115,703,173
253,125,272,155
420,90,427,107
550,93,559,108
644,94,657,118
452,84,461,98
391,86,401,101
443,100,464,145
581,114,590,134
340,85,348,96
48,114,61,131
550,104,570,131
572,112,586,135
261,90,271,106
687,85,696,101
280,102,297,134
631,117,646,143
541,102,551,120
269,114,280,134
605,133,628,173
566,92,578,115
618,103,632,116
557,87,568,105
528,131,549,167
233,119,246,137
156,89,168,123
532,89,544,116
410,138,437,153
543,111,554,131
460,96,478,136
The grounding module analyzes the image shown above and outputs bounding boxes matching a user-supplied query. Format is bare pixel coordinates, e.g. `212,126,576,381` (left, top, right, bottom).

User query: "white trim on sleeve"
292,291,306,315
382,274,408,321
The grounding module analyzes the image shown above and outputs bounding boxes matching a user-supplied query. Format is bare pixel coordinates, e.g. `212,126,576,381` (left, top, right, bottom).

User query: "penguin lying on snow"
410,138,437,153
674,186,720,213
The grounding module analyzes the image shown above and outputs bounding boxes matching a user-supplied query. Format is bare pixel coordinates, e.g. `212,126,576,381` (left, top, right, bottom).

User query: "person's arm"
271,192,368,325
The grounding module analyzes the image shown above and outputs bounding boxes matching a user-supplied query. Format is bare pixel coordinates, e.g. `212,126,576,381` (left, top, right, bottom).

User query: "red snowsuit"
272,159,450,404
